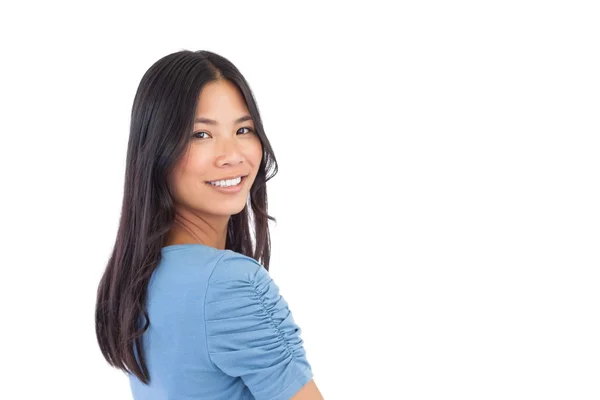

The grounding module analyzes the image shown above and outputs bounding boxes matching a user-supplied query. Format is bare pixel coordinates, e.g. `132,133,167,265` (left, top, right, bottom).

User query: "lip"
205,175,246,194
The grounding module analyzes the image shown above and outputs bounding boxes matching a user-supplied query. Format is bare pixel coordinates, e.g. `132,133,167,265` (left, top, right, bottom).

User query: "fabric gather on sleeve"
205,251,313,400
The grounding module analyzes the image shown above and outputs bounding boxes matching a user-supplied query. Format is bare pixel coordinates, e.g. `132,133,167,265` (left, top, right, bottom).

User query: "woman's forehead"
195,80,249,117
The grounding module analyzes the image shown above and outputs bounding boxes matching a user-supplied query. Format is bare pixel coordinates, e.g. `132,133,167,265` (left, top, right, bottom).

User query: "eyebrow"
194,115,253,125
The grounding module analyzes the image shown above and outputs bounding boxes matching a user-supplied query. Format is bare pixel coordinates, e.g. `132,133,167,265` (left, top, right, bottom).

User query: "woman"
95,50,323,400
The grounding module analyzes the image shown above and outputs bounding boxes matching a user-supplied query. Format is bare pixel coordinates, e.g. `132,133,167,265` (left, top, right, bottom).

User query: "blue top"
128,244,314,400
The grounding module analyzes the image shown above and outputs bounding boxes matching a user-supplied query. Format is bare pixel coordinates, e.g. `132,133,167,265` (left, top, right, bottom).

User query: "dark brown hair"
94,50,278,384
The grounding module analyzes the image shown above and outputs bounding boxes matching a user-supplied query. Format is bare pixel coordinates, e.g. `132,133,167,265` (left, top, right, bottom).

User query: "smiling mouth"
206,175,246,188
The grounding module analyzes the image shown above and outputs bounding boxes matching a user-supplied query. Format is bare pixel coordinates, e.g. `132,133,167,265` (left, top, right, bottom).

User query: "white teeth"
208,176,242,187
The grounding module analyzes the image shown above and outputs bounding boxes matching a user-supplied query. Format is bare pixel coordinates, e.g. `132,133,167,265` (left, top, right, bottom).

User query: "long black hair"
95,50,278,384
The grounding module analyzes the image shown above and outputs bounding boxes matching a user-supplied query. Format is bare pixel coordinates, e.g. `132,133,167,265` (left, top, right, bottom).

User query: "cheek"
166,171,182,203
247,138,263,165
171,150,211,193
180,147,211,175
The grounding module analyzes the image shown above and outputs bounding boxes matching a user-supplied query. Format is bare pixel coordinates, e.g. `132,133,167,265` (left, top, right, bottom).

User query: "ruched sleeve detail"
205,251,313,400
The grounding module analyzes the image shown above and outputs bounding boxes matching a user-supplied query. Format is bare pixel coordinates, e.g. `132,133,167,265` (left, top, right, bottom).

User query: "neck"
163,207,229,250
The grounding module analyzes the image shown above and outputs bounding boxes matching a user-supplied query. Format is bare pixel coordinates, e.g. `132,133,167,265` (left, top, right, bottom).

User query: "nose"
215,137,244,167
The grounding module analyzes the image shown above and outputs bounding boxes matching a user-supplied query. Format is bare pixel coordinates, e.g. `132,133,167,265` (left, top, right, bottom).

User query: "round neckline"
161,243,220,253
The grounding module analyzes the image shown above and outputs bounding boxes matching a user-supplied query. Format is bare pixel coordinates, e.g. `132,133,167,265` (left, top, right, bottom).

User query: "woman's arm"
205,252,321,400
291,379,324,400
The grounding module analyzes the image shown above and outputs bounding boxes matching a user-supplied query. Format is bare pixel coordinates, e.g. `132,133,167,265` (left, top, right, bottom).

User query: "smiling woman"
94,50,323,400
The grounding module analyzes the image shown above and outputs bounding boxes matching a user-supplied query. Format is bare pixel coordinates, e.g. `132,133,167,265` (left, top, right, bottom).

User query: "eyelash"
192,127,255,139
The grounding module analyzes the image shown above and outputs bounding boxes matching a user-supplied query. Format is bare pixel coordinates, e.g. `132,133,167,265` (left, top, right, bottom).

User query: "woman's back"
129,244,314,400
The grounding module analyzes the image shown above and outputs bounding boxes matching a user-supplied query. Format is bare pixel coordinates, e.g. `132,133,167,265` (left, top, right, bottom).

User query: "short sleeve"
205,252,313,400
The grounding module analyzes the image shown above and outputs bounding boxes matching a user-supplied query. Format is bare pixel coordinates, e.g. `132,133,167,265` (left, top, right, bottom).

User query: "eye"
238,127,255,135
192,131,210,139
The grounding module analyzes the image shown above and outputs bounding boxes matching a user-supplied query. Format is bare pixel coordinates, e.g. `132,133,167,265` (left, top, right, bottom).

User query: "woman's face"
168,80,263,218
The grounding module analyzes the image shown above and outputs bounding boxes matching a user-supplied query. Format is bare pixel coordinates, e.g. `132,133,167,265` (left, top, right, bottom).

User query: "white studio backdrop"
0,1,598,399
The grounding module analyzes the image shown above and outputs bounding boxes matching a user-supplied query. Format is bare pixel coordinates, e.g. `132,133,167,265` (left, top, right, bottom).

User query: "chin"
215,203,248,217
230,204,247,215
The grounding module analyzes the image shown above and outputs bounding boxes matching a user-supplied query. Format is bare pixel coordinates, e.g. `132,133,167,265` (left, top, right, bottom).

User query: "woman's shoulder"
160,244,259,274
156,244,273,310
207,249,266,285
157,244,267,287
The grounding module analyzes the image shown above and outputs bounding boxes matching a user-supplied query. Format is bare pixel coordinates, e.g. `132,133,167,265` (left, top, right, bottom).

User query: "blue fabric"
129,244,313,400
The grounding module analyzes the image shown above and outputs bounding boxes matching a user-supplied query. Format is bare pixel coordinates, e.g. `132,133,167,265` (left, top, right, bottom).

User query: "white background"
0,1,598,399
